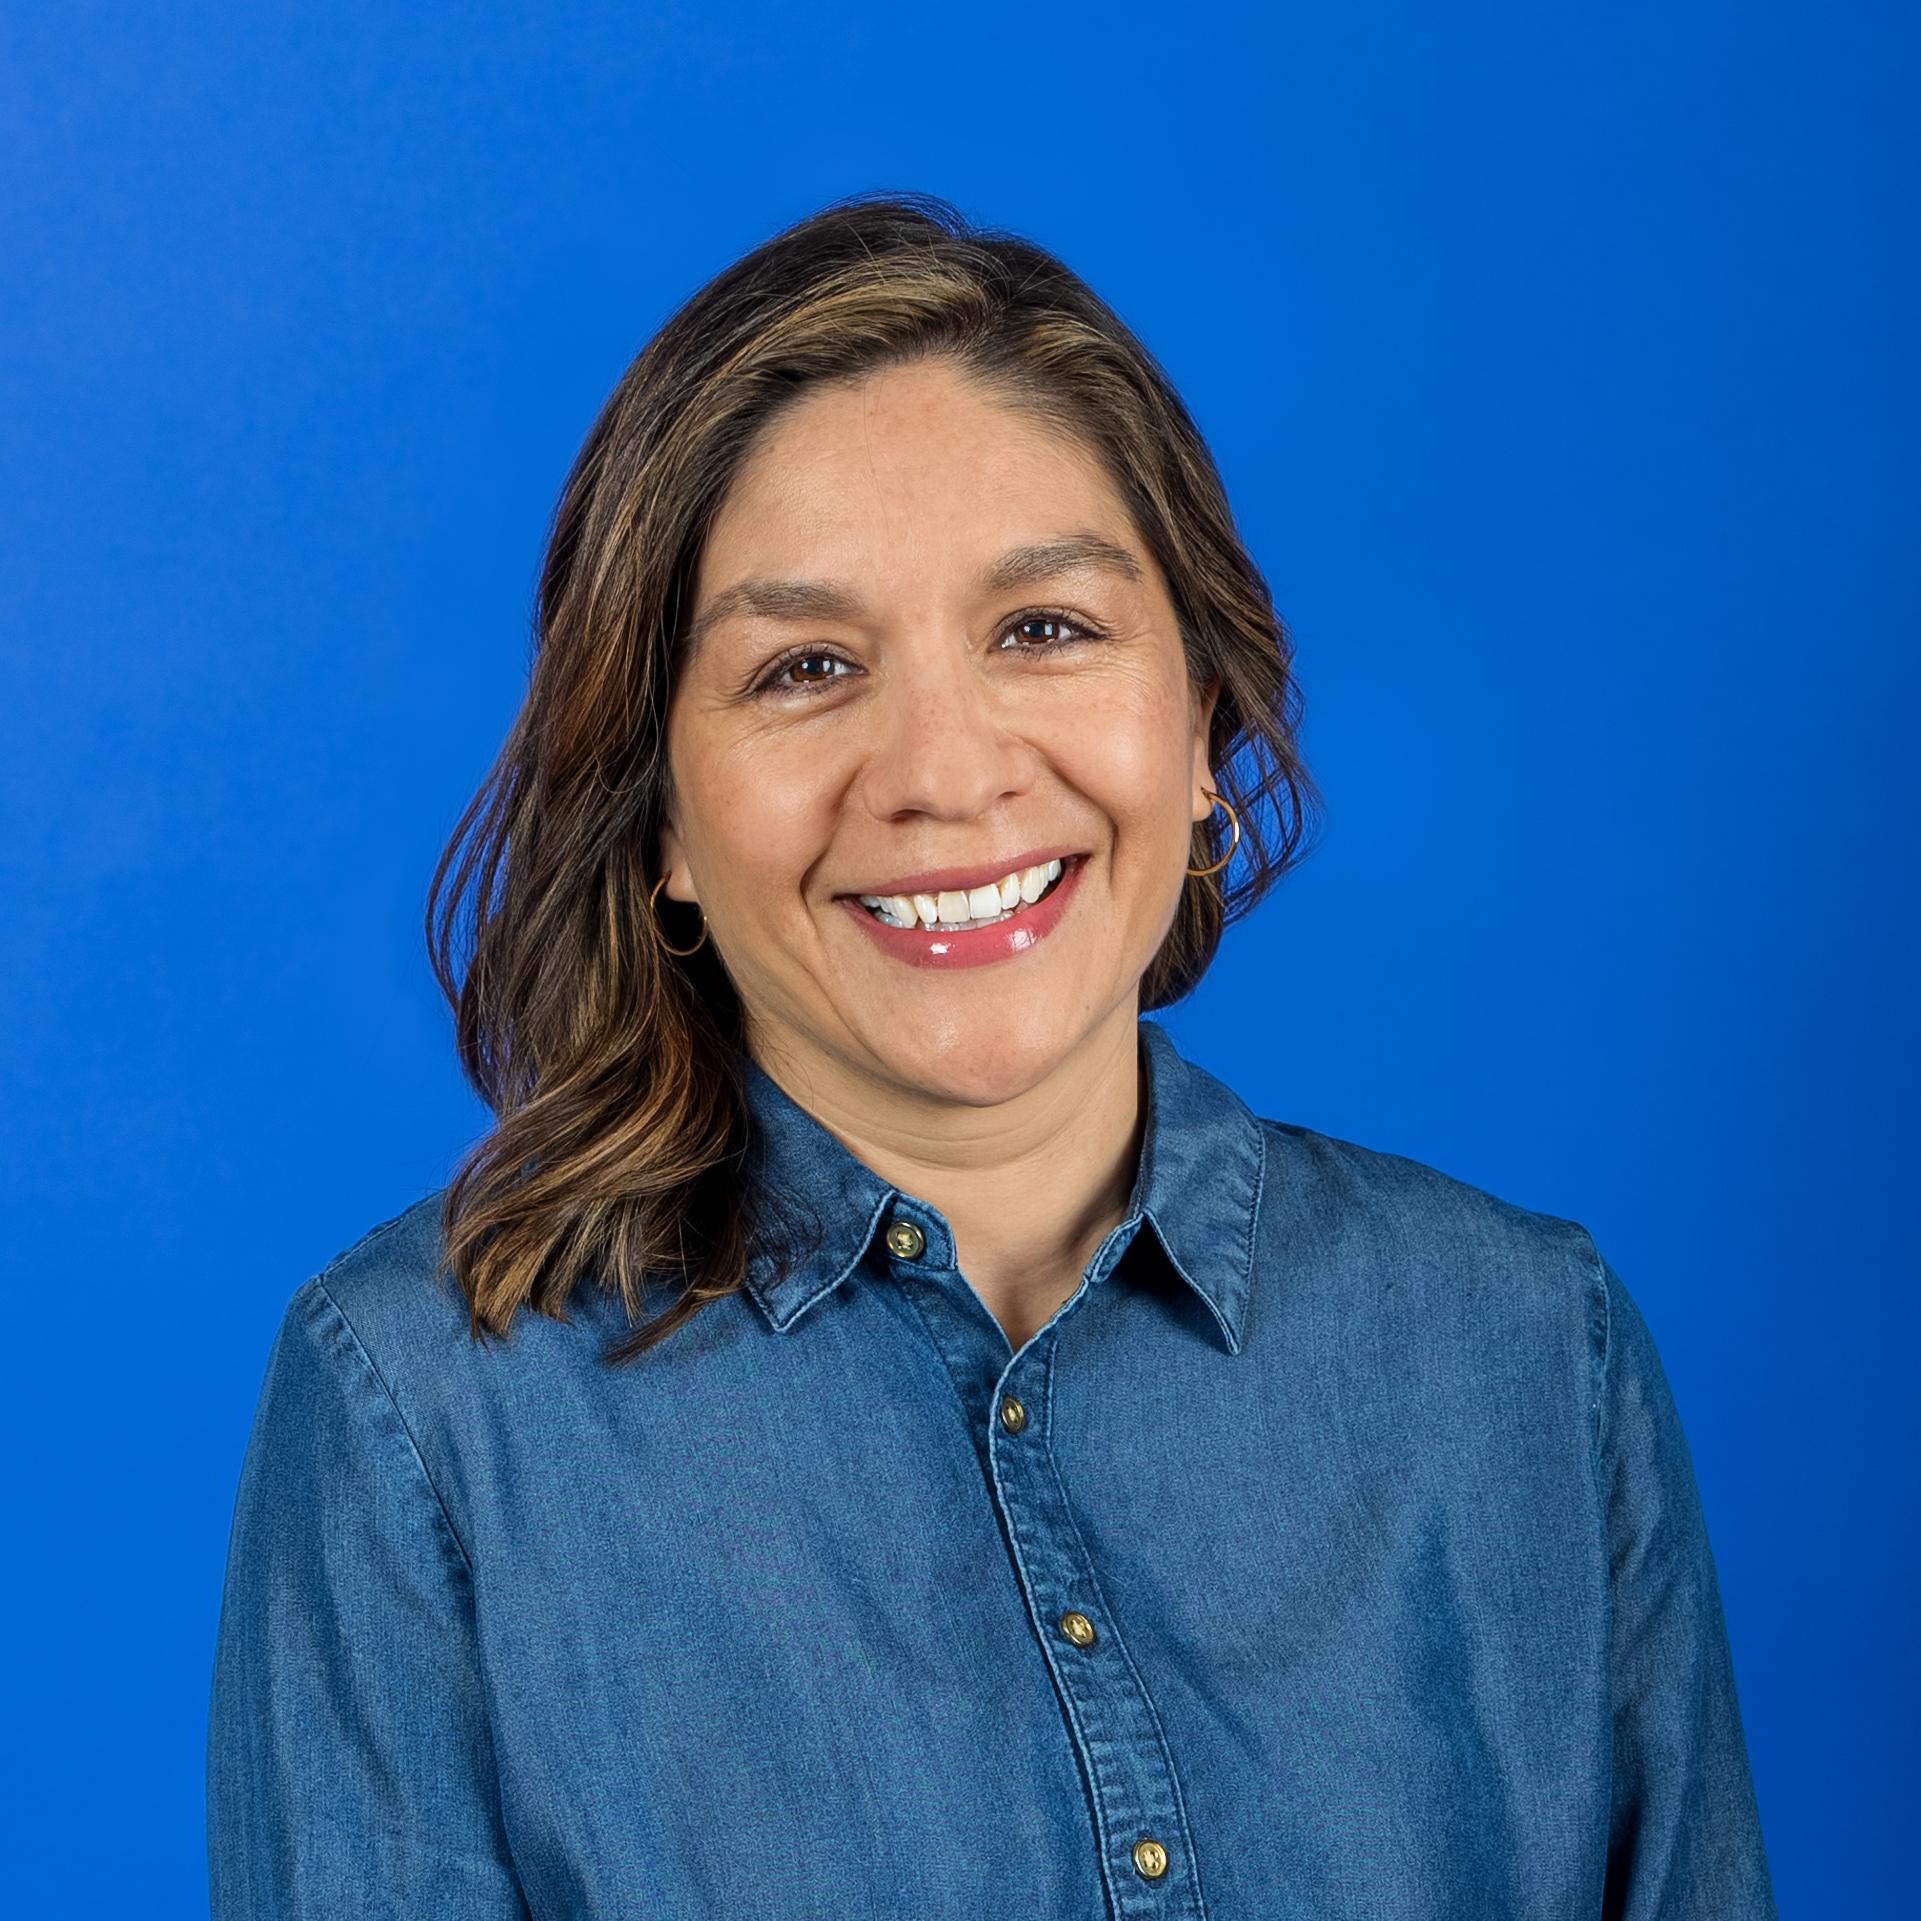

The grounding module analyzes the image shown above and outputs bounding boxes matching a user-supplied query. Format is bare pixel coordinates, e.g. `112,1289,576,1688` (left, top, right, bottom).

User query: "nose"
854,647,1033,825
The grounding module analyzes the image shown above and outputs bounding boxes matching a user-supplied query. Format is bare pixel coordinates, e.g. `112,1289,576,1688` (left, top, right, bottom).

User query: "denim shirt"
206,1019,1777,1919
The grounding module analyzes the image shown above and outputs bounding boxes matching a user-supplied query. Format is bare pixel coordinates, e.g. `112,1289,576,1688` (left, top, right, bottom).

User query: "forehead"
695,360,1140,588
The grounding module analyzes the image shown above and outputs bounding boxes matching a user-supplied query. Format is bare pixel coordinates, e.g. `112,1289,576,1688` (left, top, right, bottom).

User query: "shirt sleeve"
206,1276,529,1919
1592,1249,1778,1920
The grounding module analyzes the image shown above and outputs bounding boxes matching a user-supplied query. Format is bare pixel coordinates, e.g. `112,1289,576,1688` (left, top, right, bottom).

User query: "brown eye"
753,649,856,698
999,608,1103,653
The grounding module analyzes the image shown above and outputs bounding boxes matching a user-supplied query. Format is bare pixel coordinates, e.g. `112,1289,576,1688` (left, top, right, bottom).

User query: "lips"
837,851,1088,972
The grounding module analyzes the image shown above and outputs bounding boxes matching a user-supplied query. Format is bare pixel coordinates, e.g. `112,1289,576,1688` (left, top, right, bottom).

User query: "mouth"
835,852,1090,973
847,853,1083,932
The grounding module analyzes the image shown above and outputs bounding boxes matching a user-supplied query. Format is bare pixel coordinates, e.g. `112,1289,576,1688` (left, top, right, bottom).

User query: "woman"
207,192,1777,1918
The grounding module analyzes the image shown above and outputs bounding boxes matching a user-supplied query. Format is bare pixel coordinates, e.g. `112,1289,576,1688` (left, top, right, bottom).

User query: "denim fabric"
206,1018,1776,1918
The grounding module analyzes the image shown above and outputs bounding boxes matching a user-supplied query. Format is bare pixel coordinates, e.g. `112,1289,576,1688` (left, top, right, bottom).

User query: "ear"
654,817,701,908
1190,674,1223,821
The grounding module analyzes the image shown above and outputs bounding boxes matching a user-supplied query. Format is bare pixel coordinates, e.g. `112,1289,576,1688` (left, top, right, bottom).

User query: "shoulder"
276,1189,528,1418
289,1184,641,1390
1254,1113,1597,1260
304,1189,463,1341
257,1187,628,1513
1249,1112,1606,1334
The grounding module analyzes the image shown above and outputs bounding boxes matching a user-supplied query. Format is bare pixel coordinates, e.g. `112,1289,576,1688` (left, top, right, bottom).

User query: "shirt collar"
740,1018,1266,1354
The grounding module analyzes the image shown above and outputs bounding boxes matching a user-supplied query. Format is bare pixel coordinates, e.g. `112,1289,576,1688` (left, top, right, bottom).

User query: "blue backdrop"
3,3,1911,1910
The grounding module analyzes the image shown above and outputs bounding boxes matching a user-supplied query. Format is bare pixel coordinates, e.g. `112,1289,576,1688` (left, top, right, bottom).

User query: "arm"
206,1276,529,1919
1592,1247,1777,1920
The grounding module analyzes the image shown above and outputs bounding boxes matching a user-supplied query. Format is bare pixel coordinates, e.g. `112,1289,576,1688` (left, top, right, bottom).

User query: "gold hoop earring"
1185,789,1240,879
649,874,708,957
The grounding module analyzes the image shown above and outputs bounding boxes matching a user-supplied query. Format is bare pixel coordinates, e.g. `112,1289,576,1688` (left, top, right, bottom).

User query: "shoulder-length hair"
426,190,1324,1365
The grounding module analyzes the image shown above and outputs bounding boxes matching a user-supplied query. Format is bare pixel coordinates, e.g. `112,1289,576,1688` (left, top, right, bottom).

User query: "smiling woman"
206,192,1778,1919
653,352,1254,1136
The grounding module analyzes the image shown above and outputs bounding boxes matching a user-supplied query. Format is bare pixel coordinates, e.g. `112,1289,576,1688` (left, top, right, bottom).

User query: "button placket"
987,1335,1207,1919
883,1201,1205,1915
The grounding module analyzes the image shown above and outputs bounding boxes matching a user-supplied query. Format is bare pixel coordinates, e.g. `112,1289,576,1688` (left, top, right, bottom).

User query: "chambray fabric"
206,1018,1777,1919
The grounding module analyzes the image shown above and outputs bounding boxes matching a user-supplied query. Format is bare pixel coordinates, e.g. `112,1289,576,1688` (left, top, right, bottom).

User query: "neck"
751,1003,1147,1348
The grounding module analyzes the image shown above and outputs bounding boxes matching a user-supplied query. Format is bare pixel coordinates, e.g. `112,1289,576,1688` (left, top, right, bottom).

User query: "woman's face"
659,356,1218,1109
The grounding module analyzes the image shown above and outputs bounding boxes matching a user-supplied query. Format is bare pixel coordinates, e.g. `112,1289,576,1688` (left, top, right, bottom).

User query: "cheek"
679,732,838,902
1050,676,1196,838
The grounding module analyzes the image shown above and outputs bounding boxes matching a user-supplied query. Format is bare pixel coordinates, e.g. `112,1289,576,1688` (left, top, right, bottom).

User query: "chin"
868,1003,1087,1106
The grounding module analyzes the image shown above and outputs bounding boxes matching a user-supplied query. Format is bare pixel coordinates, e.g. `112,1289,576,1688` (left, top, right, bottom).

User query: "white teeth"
859,859,1073,930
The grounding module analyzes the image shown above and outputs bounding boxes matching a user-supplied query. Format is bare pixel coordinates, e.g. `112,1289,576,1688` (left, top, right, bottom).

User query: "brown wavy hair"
425,189,1325,1365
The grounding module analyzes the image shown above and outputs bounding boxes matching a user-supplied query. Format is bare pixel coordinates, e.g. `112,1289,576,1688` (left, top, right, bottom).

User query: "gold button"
1058,1610,1097,1648
883,1219,925,1260
1131,1837,1168,1880
998,1396,1027,1434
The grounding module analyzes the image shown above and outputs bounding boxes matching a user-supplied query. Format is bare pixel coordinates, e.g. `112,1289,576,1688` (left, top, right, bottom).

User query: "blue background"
3,3,1912,1910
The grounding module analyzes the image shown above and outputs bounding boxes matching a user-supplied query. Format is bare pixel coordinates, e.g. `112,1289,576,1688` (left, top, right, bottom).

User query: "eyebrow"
680,531,1145,659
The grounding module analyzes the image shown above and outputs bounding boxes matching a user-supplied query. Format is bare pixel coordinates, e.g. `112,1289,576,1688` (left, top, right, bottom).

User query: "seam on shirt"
316,1191,438,1284
1574,1221,1620,1888
1578,1224,1613,1484
1239,1116,1269,1350
305,1274,478,1579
